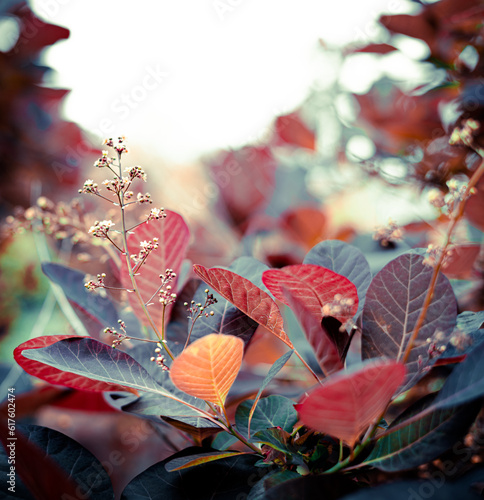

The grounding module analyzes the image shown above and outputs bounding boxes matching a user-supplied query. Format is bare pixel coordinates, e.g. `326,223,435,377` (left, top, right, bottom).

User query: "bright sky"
30,0,414,162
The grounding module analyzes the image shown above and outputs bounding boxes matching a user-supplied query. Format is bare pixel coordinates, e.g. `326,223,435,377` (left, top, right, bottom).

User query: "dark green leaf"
235,395,298,438
364,394,481,471
0,424,113,500
247,470,300,500
165,451,252,471
42,262,120,332
121,447,268,500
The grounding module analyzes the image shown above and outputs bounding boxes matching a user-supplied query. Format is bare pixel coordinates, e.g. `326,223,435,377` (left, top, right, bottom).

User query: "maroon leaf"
297,359,406,447
282,286,343,376
262,264,358,325
14,335,139,395
349,43,397,54
362,252,457,382
121,210,190,329
193,265,293,348
442,244,480,279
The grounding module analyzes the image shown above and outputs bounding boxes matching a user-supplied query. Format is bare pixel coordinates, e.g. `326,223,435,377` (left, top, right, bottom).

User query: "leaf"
244,349,294,437
14,335,137,394
361,251,457,381
262,264,358,325
235,395,298,438
338,480,481,500
42,262,120,333
442,244,481,279
465,176,484,231
121,446,268,500
193,265,293,348
260,474,359,500
208,145,277,226
297,359,406,447
304,240,372,317
252,427,294,454
272,111,316,150
121,210,190,328
165,451,253,471
170,334,244,407
0,424,113,500
432,339,484,411
282,286,343,375
16,337,214,422
248,470,301,500
364,394,481,471
438,311,484,363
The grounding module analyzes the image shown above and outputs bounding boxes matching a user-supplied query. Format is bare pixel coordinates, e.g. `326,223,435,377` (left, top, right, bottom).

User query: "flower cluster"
125,165,147,182
157,269,178,306
150,342,169,371
104,136,128,155
449,119,480,147
422,243,453,268
4,196,87,244
131,238,159,267
88,220,115,238
372,219,403,247
84,273,106,291
147,207,166,221
78,179,99,195
102,177,130,194
137,192,152,204
184,289,218,320
94,150,115,168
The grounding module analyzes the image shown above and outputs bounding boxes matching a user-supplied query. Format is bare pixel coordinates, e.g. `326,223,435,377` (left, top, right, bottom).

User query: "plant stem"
401,154,484,365
115,161,175,360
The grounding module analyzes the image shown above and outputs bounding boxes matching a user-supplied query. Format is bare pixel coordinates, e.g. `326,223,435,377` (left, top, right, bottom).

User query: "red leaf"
282,206,328,249
14,335,138,395
282,286,343,376
297,360,406,447
273,112,316,150
442,244,480,279
349,43,397,55
465,176,484,231
208,145,277,225
10,4,70,57
193,265,293,348
262,264,358,324
121,210,190,329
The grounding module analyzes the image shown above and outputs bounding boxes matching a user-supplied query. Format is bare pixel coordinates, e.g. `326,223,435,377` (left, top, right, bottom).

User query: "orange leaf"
170,334,244,407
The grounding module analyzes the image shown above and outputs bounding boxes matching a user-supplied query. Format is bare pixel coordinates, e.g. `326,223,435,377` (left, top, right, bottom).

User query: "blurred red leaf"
262,264,358,325
465,176,484,231
282,206,328,249
349,43,397,55
297,360,406,447
193,264,293,348
14,335,138,394
442,244,481,279
10,3,70,57
121,210,190,329
273,112,316,150
208,145,276,226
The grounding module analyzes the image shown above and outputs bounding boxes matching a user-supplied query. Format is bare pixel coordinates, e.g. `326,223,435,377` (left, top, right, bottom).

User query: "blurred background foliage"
1,0,484,496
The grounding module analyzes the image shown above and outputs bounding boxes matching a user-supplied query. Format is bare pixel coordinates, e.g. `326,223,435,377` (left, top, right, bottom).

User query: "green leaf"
121,447,268,500
364,394,481,471
248,470,301,500
252,428,294,454
211,432,239,451
244,349,294,437
236,395,298,439
165,451,253,471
